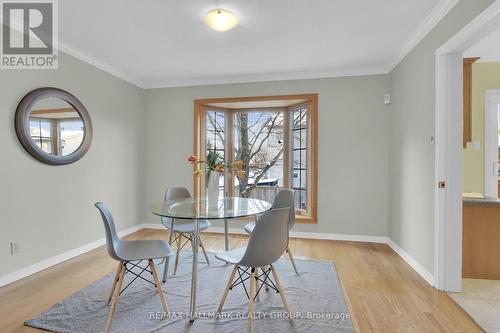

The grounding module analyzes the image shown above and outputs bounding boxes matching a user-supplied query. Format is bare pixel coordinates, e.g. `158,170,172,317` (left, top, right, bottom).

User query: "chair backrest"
95,202,122,261
165,186,192,201
272,189,295,230
239,207,290,268
162,187,192,228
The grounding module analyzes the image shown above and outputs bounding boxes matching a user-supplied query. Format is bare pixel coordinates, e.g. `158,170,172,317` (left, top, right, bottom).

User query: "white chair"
95,202,173,333
244,189,299,273
216,208,292,332
162,187,211,279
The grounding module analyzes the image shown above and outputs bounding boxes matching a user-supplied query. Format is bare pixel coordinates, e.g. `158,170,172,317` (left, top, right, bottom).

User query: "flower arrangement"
188,150,245,182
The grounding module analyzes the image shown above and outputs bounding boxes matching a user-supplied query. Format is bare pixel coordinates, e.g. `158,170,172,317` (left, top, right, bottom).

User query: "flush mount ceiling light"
204,9,238,32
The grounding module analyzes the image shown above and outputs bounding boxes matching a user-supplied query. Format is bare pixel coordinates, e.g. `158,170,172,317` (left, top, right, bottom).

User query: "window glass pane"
205,111,226,195
293,109,307,129
233,111,284,199
295,189,307,211
201,103,311,216
291,105,308,212
292,170,301,188
218,176,225,197
300,169,307,188
293,129,307,148
41,140,51,153
292,150,307,169
60,119,84,156
29,118,53,154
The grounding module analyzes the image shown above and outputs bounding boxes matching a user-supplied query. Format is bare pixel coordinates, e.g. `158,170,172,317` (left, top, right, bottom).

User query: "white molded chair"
244,189,299,274
95,202,173,333
216,208,292,332
162,187,211,279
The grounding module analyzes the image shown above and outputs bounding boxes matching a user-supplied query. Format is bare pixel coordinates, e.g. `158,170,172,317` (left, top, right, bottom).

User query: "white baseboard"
0,223,435,290
0,225,142,288
140,223,388,243
139,223,168,230
135,224,435,286
289,231,387,243
386,238,435,287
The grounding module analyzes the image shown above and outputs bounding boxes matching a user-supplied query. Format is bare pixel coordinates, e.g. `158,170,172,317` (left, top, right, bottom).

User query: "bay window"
194,94,317,223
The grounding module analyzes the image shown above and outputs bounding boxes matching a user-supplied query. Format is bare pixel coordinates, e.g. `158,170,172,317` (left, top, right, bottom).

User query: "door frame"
484,90,500,197
435,0,500,291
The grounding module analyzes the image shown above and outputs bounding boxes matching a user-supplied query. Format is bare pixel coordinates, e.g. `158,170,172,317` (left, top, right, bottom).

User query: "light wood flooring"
0,229,484,332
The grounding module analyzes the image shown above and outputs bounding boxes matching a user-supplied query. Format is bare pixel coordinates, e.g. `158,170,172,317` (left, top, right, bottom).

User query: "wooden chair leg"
255,268,260,301
218,265,238,312
107,262,123,304
173,233,182,275
287,246,299,274
270,266,291,315
149,259,169,314
105,262,126,333
248,268,256,333
198,235,210,265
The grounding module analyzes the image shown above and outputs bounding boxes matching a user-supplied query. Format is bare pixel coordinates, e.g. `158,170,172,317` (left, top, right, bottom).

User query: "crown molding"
386,0,459,73
2,0,457,89
143,66,388,89
144,0,459,89
58,41,146,88
0,19,145,88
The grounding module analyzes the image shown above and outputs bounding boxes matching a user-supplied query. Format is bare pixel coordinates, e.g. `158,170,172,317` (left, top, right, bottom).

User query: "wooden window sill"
296,214,316,224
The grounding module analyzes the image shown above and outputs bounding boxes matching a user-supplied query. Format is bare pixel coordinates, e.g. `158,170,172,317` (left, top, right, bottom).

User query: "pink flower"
188,155,199,165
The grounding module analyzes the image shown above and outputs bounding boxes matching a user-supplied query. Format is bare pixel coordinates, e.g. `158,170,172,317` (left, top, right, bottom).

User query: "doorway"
435,0,500,292
436,1,500,332
484,90,500,197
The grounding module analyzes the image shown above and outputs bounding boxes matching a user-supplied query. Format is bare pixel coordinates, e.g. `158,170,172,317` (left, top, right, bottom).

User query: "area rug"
26,252,353,332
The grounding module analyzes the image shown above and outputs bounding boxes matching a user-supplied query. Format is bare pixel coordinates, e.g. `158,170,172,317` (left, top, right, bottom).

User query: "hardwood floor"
0,229,483,333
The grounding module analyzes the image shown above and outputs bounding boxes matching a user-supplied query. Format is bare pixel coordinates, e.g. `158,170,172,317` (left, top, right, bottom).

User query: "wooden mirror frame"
15,87,93,166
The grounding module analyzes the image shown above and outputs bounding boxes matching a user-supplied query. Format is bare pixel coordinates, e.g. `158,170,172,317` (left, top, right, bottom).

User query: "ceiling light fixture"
204,9,238,32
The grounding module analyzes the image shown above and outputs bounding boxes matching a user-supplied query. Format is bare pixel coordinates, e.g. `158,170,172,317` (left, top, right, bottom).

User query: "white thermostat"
384,93,391,105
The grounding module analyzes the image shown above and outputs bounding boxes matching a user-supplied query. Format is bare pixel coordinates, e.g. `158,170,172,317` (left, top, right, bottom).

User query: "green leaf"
205,148,222,185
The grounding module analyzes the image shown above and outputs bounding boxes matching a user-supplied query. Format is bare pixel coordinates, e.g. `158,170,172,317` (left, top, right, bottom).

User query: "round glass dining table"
150,197,272,321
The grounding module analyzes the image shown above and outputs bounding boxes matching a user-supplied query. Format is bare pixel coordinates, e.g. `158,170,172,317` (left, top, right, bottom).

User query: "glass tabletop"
150,197,272,220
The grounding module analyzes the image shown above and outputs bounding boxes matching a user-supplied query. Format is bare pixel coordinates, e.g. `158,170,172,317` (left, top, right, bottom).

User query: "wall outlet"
10,241,20,255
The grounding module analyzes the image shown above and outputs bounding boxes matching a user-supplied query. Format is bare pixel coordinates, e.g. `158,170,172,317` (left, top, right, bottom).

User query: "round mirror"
15,88,92,165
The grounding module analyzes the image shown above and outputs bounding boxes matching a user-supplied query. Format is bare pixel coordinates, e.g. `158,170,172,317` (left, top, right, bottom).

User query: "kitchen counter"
463,196,500,206
463,200,500,279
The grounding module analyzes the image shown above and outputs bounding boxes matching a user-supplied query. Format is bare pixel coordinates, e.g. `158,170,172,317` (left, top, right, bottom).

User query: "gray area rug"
26,252,353,332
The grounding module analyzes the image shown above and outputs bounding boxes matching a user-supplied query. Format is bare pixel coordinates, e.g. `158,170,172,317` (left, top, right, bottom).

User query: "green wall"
143,75,391,236
0,25,146,277
388,0,494,275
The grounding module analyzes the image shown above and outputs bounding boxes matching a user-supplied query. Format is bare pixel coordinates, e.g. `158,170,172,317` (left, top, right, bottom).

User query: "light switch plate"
10,241,20,255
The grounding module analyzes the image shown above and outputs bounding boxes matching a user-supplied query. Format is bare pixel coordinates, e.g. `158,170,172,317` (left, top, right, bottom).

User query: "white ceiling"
58,0,457,88
464,27,500,62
